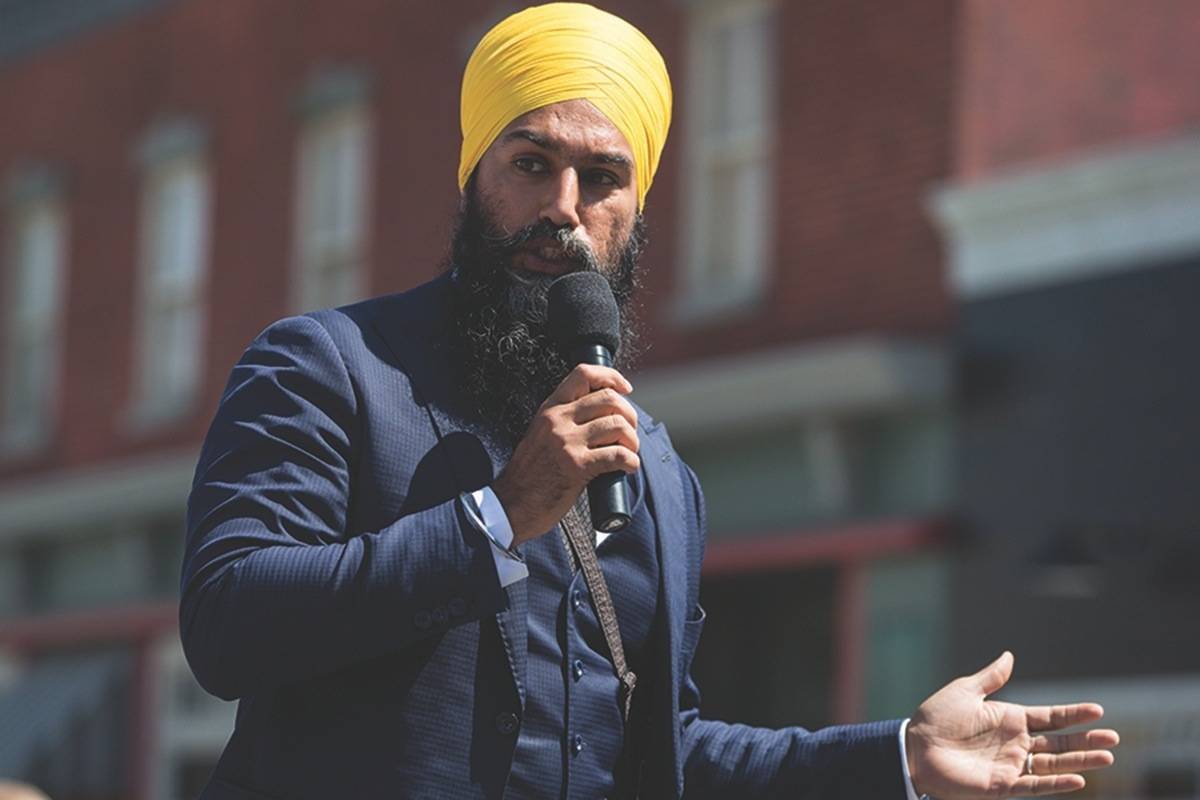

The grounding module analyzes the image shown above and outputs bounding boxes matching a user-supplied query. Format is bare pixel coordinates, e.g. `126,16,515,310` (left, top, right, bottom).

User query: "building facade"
931,2,1200,797
8,1,1193,798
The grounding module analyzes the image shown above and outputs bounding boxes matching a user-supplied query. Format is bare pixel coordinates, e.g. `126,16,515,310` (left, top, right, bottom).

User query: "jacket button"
413,610,432,630
448,597,467,617
572,659,585,681
495,711,520,735
432,606,449,626
571,588,584,610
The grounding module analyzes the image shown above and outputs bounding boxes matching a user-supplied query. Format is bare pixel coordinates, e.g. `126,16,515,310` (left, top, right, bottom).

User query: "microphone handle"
571,344,632,533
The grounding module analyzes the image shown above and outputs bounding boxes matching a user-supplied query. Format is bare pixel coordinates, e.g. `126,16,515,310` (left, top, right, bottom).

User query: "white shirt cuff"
467,487,529,587
898,718,926,800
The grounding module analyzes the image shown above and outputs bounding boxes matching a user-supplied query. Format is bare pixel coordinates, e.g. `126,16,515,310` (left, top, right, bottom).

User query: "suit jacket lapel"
365,274,529,710
635,418,689,797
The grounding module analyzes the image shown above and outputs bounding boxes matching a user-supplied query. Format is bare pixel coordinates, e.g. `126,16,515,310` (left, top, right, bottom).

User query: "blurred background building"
0,0,1196,798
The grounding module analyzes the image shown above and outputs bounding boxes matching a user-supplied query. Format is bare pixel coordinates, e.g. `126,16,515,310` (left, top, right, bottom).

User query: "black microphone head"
546,271,621,357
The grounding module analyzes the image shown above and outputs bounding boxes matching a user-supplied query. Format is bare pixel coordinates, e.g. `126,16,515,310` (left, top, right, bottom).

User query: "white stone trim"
0,449,197,543
930,134,1200,299
630,337,948,443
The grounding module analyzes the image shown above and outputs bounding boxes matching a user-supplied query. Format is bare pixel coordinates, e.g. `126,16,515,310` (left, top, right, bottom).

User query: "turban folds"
459,2,673,210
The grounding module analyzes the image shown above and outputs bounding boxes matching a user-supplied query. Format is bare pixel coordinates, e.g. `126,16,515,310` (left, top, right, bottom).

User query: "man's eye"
514,157,546,173
585,170,618,187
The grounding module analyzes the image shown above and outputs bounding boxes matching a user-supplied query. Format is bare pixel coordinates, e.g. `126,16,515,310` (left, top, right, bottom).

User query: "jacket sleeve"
179,314,506,701
674,463,909,799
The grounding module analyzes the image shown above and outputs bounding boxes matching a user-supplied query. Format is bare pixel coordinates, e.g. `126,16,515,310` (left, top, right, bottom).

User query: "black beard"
446,179,646,446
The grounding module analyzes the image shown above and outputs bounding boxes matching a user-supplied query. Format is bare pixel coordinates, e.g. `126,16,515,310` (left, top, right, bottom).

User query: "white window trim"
1,166,68,459
674,0,777,325
0,447,196,545
126,118,211,432
930,133,1200,300
630,335,949,443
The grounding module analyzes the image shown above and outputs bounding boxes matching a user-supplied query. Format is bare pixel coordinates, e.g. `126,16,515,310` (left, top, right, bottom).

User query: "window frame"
128,119,211,430
675,0,778,324
290,71,373,315
1,168,68,456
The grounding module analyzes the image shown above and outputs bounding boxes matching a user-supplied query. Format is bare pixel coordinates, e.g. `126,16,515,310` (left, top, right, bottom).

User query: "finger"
583,444,640,476
1026,703,1105,733
967,651,1013,695
1030,750,1114,774
1011,774,1086,796
572,388,638,428
546,364,632,406
583,415,640,453
1031,729,1121,753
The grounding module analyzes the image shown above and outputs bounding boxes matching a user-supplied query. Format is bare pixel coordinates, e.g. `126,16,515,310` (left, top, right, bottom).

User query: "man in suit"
181,4,1118,798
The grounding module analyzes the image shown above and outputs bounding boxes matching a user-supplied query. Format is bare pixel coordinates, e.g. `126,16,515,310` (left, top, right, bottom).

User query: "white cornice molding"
930,134,1200,299
0,449,197,542
0,337,948,537
630,337,948,443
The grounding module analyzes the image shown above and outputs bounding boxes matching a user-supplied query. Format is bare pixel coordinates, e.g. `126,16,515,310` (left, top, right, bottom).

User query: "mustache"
481,217,603,275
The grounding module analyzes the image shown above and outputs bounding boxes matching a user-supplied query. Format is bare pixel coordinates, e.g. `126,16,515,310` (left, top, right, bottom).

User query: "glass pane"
733,158,767,284
151,162,207,294
4,330,50,431
331,116,366,245
38,531,147,611
162,305,200,403
298,110,367,309
728,10,772,132
704,22,733,138
13,204,64,320
308,131,339,240
0,551,22,616
140,310,168,399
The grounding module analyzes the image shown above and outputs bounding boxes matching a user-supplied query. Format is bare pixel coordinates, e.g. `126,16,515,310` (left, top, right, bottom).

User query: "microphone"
546,272,632,533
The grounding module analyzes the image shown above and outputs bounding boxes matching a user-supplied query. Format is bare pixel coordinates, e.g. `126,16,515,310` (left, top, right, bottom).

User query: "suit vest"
505,470,660,799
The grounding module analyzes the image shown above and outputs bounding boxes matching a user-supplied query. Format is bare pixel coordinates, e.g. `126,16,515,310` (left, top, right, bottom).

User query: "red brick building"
7,1,1194,798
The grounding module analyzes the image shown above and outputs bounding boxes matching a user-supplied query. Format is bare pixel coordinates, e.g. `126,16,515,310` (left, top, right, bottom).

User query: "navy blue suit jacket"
182,275,907,799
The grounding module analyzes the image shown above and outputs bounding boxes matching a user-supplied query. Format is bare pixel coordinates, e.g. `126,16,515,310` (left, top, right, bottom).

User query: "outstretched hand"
906,652,1119,798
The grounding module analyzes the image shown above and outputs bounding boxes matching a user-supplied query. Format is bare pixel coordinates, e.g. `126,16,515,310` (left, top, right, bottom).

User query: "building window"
2,167,67,454
132,128,210,426
678,0,776,320
293,69,372,312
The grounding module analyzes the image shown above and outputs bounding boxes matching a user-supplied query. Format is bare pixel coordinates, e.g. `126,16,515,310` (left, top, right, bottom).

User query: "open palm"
906,652,1119,799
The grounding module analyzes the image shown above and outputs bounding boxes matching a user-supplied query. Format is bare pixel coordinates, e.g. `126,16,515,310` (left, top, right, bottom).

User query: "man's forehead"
494,99,634,163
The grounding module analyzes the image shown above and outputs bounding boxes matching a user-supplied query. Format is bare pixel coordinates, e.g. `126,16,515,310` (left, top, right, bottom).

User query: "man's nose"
540,168,582,230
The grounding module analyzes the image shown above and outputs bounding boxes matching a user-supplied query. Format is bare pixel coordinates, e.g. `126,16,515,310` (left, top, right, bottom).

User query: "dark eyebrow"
591,152,633,169
501,129,555,149
501,128,633,170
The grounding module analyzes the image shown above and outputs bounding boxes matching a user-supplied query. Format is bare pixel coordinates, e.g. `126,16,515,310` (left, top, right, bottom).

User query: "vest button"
413,610,432,630
572,659,585,681
571,733,585,755
495,711,520,735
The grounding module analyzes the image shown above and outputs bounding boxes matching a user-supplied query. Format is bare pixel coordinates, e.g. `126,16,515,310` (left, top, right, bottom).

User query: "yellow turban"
458,2,672,210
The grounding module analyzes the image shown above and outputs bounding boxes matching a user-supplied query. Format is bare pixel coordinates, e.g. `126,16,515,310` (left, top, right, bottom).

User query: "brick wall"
956,0,1200,180
641,0,957,366
0,0,956,478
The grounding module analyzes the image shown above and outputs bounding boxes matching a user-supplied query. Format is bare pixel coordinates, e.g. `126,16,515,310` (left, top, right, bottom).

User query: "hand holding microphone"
491,272,639,545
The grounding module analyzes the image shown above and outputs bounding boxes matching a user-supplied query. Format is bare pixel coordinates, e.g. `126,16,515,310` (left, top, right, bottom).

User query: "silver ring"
1025,752,1035,775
